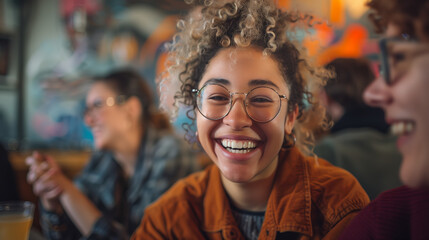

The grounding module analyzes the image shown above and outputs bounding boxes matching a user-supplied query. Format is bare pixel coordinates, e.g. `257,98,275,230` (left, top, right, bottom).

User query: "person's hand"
26,151,67,211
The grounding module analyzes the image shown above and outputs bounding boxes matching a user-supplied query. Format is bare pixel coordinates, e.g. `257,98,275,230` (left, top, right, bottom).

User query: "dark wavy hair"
94,69,171,130
325,58,375,109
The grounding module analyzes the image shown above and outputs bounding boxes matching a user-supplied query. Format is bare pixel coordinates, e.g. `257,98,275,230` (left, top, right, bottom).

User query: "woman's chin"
220,167,255,183
400,158,427,188
93,140,106,150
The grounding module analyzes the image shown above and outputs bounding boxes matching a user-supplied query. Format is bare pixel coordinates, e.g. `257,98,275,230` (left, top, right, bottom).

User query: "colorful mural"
24,0,189,149
9,0,380,149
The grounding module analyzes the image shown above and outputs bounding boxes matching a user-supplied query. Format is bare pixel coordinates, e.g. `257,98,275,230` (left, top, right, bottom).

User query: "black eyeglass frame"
379,35,419,85
192,83,288,123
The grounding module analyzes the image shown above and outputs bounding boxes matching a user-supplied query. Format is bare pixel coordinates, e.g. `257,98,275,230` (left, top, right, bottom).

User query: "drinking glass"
0,201,35,240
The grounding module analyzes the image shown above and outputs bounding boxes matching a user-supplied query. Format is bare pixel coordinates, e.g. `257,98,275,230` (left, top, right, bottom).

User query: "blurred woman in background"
315,58,402,200
26,69,199,239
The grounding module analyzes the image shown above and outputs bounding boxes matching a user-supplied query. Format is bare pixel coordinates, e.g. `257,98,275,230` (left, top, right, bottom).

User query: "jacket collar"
201,147,313,236
266,147,312,235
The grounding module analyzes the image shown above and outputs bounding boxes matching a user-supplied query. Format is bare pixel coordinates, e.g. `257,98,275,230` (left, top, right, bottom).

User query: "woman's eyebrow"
203,78,280,90
204,78,230,86
249,79,280,90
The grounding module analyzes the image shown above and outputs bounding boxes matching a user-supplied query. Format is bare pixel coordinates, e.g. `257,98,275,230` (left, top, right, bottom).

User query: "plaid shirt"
40,126,199,240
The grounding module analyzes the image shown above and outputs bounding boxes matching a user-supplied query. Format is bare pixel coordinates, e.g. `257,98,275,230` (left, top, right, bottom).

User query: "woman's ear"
285,105,298,134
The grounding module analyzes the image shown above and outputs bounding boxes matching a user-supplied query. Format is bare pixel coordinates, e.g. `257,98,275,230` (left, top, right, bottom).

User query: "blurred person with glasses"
314,58,402,200
340,0,429,239
132,1,369,239
25,69,199,240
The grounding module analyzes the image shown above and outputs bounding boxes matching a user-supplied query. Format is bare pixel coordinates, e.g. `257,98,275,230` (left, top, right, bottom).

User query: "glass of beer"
0,201,35,240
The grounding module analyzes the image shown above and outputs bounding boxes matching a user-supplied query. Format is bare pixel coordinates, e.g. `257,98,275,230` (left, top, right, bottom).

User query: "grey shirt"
315,128,402,200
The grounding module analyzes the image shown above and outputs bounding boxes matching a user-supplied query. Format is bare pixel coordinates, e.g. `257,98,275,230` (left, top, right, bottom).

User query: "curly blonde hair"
159,0,330,155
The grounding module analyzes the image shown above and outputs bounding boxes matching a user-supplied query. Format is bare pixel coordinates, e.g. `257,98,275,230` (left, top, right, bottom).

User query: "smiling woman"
339,0,429,239
195,47,295,184
132,1,370,239
25,69,199,240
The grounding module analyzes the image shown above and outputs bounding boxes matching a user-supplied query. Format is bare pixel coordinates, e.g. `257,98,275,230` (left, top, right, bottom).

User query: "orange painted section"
330,0,344,26
316,24,368,66
139,15,179,66
303,22,335,57
276,0,291,9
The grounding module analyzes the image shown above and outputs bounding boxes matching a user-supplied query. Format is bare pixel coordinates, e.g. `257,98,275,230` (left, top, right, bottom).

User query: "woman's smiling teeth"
391,121,415,136
221,139,257,154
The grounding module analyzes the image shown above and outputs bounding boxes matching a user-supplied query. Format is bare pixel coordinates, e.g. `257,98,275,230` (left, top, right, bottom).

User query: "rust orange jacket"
132,147,369,240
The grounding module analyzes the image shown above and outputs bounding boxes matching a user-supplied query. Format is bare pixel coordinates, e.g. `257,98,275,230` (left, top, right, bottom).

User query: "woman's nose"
222,99,252,129
363,75,393,108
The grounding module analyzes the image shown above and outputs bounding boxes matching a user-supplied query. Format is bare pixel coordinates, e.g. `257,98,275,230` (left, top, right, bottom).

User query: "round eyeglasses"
192,83,288,123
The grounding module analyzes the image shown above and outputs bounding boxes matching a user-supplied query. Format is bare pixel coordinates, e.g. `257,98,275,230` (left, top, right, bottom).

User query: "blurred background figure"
314,58,402,199
26,69,199,240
